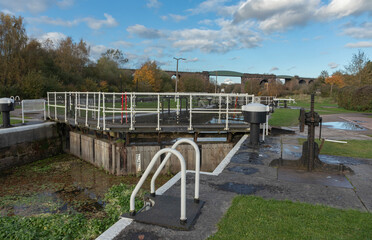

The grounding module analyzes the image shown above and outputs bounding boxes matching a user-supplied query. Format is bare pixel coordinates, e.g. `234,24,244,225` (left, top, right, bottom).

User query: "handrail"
129,148,187,224
46,91,278,131
150,139,200,202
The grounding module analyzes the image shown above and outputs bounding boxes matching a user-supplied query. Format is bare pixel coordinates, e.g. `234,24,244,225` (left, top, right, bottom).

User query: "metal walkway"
47,92,275,133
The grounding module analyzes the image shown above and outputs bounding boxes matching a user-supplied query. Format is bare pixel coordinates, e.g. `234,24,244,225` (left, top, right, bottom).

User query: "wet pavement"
113,134,372,240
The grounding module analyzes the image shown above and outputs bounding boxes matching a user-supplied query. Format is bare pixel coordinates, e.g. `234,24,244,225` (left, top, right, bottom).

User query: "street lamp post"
174,57,186,94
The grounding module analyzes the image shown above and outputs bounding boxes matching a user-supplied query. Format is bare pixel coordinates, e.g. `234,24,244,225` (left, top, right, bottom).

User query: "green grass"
298,138,372,159
288,95,357,115
269,108,300,127
0,183,144,240
209,196,372,240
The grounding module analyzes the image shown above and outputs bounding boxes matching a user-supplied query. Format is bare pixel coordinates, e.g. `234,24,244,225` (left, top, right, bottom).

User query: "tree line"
0,13,215,99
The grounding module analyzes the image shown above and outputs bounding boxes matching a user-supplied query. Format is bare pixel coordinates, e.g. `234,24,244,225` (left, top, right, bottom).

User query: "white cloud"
90,44,108,60
27,13,118,30
198,19,213,25
316,0,372,19
160,15,168,21
83,13,118,30
169,14,187,22
170,19,261,53
112,40,133,48
186,57,199,63
345,41,372,48
0,0,74,13
234,0,318,32
146,0,161,8
223,78,233,84
38,32,66,45
127,24,164,39
0,9,15,15
328,62,339,69
343,22,372,39
56,0,73,8
270,67,279,72
188,0,237,16
27,16,79,27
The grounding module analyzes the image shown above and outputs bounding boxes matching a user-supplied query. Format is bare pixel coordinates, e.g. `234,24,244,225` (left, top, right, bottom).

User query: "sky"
1,0,372,83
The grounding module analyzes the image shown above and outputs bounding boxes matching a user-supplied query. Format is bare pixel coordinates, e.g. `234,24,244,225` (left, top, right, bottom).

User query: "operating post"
174,57,186,95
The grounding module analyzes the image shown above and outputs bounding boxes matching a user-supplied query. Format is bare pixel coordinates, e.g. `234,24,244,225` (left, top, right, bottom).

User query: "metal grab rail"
150,139,200,202
129,148,187,224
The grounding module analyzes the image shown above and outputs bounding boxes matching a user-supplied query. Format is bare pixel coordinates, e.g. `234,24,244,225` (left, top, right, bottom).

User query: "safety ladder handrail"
129,148,187,224
150,138,200,202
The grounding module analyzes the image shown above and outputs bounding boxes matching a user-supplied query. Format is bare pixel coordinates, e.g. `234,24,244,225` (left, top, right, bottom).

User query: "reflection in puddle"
323,121,365,131
208,116,246,124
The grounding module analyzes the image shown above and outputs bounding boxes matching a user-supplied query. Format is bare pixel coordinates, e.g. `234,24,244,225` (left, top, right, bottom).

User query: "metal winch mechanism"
0,98,15,128
123,138,204,230
271,94,352,173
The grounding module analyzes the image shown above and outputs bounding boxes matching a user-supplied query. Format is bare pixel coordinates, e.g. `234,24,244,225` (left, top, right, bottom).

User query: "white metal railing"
47,91,275,131
21,99,46,123
129,148,188,223
150,139,200,202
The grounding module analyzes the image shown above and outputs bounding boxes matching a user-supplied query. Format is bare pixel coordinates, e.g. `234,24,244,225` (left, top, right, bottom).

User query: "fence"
22,99,46,123
47,92,274,131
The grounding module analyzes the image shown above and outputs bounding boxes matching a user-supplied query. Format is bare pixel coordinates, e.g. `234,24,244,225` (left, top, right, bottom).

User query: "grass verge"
269,108,299,127
209,196,372,240
298,138,372,159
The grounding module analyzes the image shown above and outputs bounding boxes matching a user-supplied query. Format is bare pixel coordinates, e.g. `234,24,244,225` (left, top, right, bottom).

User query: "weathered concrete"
69,131,233,175
0,122,62,171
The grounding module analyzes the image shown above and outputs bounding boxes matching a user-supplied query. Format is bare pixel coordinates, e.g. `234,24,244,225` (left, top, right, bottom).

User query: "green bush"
338,86,372,111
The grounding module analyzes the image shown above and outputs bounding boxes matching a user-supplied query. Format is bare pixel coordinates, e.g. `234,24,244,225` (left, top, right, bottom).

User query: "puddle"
214,183,264,194
227,166,259,175
231,151,265,165
208,116,246,124
323,121,365,131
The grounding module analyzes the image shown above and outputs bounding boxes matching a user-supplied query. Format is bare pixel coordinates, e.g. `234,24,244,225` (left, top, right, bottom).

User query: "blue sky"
1,0,372,83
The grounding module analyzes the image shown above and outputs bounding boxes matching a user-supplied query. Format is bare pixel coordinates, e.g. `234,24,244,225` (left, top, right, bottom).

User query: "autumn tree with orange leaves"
133,61,162,92
325,72,345,96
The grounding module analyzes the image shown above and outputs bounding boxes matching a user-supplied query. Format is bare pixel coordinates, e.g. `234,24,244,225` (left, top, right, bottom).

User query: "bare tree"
344,49,369,85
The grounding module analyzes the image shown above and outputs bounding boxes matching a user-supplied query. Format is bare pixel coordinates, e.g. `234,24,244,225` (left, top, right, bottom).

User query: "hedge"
338,86,372,111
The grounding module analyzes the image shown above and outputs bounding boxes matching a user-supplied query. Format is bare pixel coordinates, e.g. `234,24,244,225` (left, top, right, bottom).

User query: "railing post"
103,92,106,130
93,93,96,119
22,100,24,123
225,95,229,130
176,94,180,124
112,93,115,123
43,100,46,121
218,94,222,123
54,92,58,120
97,92,101,129
47,92,50,119
85,92,89,127
156,94,161,131
75,92,78,125
78,93,81,117
188,95,193,130
64,92,67,122
130,93,134,130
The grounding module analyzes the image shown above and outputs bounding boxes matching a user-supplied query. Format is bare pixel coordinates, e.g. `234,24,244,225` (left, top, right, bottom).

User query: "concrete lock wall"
0,123,62,171
69,131,233,175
